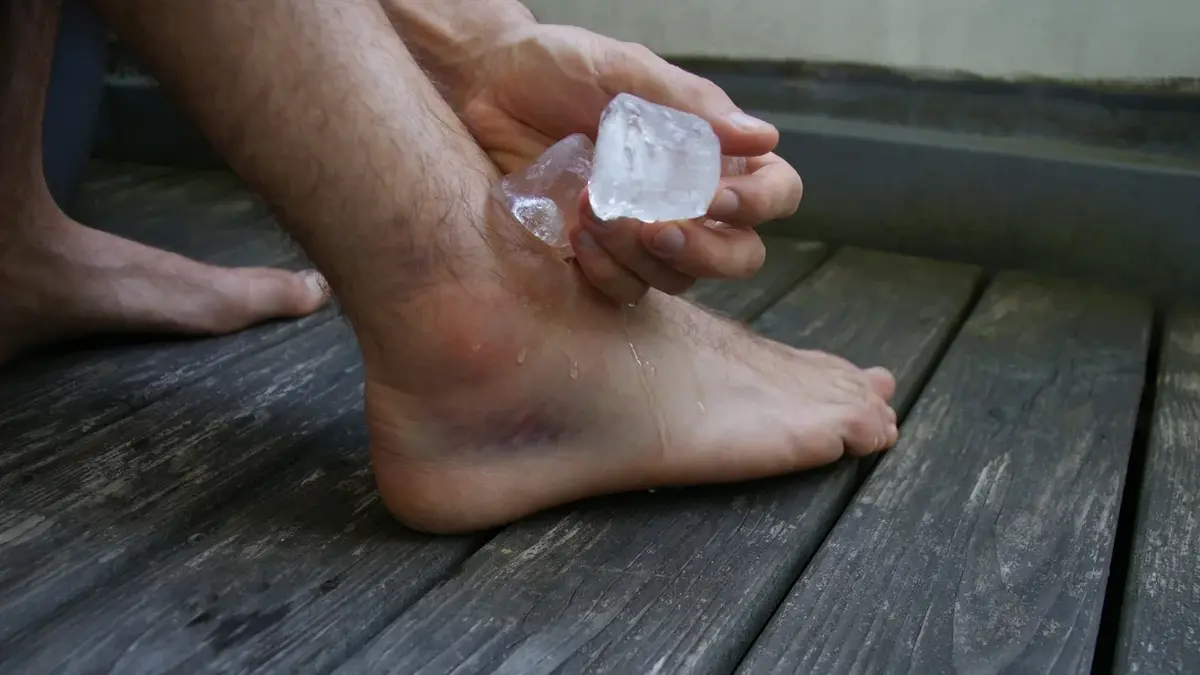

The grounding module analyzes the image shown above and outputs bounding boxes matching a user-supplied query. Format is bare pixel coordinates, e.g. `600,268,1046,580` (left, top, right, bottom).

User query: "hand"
456,25,803,304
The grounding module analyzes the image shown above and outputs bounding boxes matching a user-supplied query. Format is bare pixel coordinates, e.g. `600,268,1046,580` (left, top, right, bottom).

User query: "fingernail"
577,230,597,249
650,225,685,256
709,189,739,219
302,270,329,297
728,111,774,132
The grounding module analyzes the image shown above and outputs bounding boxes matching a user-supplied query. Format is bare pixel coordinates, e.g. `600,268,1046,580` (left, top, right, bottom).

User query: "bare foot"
363,227,899,534
0,203,329,365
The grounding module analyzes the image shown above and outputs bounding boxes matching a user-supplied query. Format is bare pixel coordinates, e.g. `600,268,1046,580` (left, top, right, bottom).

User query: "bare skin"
388,1,799,306
0,0,329,366
93,0,899,533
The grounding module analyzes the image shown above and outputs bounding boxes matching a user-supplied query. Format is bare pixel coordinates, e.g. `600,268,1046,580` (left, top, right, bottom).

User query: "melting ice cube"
588,93,722,223
493,133,594,256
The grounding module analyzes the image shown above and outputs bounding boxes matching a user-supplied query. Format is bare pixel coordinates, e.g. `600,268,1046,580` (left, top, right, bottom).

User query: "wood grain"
737,273,1151,675
0,164,309,474
336,249,980,675
0,320,363,644
0,411,480,675
1114,310,1200,674
71,161,279,260
684,239,827,320
0,238,821,673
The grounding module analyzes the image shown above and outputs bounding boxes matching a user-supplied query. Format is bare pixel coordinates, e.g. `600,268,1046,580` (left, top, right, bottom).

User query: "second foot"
363,267,898,534
0,209,330,365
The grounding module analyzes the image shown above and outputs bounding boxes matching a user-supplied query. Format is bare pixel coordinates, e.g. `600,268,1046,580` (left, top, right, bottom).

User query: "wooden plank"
0,166,310,474
0,238,824,672
0,411,481,675
72,162,282,263
738,273,1151,675
335,249,980,675
1114,310,1200,674
684,239,827,320
0,319,363,644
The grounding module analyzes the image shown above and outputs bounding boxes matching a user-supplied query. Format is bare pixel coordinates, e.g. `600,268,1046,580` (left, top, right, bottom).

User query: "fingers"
572,187,772,304
639,219,766,280
571,228,649,306
595,40,778,157
578,197,695,297
707,153,804,227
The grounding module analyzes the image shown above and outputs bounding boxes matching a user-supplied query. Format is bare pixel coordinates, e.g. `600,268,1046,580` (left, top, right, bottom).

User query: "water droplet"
569,361,579,379
471,344,482,353
697,401,706,413
647,489,657,494
517,349,528,364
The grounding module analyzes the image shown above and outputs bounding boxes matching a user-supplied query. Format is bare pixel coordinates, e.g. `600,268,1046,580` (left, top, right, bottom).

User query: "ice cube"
588,93,722,223
493,133,594,256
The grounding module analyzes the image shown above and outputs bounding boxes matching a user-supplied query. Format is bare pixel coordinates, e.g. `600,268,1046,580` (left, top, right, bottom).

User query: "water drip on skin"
471,344,482,353
697,401,706,414
516,348,528,365
569,361,579,379
621,307,669,454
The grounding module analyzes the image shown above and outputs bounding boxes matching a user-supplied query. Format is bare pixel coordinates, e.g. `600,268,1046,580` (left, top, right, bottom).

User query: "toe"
843,404,890,457
211,267,330,332
884,422,900,448
865,366,896,401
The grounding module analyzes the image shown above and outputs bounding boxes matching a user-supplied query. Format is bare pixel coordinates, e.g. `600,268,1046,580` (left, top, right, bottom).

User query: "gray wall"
523,0,1200,81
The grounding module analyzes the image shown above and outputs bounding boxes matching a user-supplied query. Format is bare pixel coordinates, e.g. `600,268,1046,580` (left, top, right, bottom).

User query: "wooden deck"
0,162,1195,674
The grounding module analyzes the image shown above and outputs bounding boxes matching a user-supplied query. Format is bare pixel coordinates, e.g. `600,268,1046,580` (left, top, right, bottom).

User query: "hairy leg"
0,0,329,366
93,0,899,533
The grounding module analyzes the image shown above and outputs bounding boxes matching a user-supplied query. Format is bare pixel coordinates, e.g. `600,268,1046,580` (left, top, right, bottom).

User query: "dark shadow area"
1091,310,1163,674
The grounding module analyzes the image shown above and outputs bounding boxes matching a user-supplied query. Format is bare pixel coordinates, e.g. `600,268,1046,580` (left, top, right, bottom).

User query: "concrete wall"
522,0,1200,81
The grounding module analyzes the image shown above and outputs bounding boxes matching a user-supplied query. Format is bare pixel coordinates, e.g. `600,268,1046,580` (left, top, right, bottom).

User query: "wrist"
382,0,536,96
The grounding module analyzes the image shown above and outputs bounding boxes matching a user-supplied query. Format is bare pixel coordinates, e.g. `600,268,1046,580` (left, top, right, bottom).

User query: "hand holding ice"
588,93,722,223
492,133,594,256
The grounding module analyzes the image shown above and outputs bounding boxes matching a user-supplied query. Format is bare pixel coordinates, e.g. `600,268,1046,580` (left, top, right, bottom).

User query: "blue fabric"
41,0,107,207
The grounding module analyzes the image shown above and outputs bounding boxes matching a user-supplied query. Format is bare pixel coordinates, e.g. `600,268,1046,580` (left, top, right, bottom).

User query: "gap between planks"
0,237,826,674
1112,309,1200,675
738,272,1153,675
332,247,981,675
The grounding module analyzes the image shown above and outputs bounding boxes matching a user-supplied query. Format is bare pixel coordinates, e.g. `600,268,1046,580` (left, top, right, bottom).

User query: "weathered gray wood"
0,238,820,673
684,239,827,320
738,273,1151,675
0,411,480,675
336,249,980,675
0,163,309,473
72,161,282,262
1114,310,1200,674
0,320,363,644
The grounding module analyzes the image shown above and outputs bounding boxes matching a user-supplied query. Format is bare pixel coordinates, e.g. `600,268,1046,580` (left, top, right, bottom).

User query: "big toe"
865,366,896,401
208,267,330,333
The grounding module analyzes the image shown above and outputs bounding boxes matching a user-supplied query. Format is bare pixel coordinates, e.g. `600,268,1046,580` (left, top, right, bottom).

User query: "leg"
0,0,329,366
93,0,899,533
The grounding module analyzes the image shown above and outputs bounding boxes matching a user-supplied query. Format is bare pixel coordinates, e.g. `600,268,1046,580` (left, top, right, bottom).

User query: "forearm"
381,0,536,93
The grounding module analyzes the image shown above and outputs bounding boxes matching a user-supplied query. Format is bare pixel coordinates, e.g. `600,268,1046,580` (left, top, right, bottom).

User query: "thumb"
598,41,779,156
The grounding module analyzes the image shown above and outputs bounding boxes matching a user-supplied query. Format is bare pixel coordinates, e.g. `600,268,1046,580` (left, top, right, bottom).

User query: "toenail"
302,270,329,296
650,226,685,256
